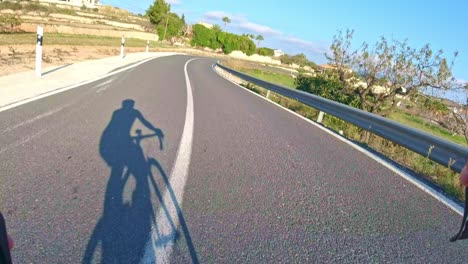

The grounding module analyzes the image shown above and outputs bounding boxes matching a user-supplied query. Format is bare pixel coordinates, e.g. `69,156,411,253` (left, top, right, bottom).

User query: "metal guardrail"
216,62,468,173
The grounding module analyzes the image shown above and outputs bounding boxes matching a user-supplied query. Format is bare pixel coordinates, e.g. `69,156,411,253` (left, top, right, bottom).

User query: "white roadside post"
120,36,125,59
146,40,149,53
317,111,325,123
35,26,44,77
266,90,271,99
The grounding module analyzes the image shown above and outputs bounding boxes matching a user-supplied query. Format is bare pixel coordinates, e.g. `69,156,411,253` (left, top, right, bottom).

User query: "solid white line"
212,64,464,216
140,58,197,264
0,54,183,113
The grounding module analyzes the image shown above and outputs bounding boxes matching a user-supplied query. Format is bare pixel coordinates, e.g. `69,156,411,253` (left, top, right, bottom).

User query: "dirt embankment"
0,44,232,77
1,9,157,41
0,45,149,76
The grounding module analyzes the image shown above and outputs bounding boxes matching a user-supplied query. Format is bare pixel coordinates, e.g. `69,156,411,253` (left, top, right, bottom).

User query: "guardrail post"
35,25,43,77
317,111,325,123
120,36,125,59
146,40,149,53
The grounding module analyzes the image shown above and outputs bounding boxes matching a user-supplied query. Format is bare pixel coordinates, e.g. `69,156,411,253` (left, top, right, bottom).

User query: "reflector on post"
35,26,44,77
120,36,125,59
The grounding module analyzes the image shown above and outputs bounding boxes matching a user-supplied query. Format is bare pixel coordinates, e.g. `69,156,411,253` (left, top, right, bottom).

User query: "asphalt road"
1,55,467,263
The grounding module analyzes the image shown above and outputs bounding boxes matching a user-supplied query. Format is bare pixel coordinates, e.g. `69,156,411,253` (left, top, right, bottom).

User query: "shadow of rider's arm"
136,111,164,138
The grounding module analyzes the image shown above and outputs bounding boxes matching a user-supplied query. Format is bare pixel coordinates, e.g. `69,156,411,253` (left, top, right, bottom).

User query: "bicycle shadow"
82,99,198,263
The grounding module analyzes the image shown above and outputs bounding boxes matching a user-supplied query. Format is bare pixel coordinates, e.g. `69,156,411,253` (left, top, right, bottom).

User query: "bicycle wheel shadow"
82,99,198,264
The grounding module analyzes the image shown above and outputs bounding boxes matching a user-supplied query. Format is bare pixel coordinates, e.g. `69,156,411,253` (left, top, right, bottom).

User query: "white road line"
2,105,68,133
0,54,183,113
140,58,197,264
95,79,114,89
212,64,464,216
0,128,48,154
96,86,109,93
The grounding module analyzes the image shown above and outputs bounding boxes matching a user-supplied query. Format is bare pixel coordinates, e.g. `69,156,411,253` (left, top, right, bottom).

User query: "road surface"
0,55,467,263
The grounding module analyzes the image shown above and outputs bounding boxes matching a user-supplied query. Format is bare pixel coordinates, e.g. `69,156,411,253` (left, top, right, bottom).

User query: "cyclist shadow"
82,99,197,263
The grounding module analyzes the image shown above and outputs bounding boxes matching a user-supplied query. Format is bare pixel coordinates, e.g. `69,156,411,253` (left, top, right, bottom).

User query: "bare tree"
182,24,192,37
446,86,468,144
326,29,458,114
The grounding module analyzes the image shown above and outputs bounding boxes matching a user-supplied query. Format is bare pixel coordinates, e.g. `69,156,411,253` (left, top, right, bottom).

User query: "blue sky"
102,0,467,101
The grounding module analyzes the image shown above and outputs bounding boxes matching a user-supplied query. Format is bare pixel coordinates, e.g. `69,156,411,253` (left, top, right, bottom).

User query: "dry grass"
0,33,162,47
98,5,134,18
0,44,151,76
223,59,253,69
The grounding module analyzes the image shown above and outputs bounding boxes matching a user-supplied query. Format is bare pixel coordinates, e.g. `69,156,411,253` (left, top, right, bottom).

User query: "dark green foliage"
192,24,256,55
191,24,216,47
146,0,170,25
257,47,274,56
146,0,185,41
156,12,184,40
295,74,361,108
280,53,317,68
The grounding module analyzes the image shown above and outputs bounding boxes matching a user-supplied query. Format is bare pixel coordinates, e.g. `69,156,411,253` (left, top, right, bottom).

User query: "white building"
197,22,214,29
274,49,285,57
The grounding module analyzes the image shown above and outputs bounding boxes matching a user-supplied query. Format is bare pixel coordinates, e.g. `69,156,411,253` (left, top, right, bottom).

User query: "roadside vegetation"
2,1,467,199
222,29,468,200
0,1,99,16
238,76,465,199
0,33,163,47
1,0,318,68
0,1,153,31
239,68,296,88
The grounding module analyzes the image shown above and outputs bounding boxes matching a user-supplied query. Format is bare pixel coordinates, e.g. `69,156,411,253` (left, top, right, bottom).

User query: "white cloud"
238,22,281,36
203,11,245,23
202,11,279,36
200,10,329,62
166,0,181,5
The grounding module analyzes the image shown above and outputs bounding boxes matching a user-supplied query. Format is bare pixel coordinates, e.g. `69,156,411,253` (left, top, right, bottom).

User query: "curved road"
0,55,467,263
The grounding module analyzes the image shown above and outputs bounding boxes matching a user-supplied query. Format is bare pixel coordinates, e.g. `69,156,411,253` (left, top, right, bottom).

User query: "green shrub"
191,24,214,47
295,74,361,108
155,13,184,41
257,47,274,56
280,53,318,68
0,14,22,32
192,24,256,55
